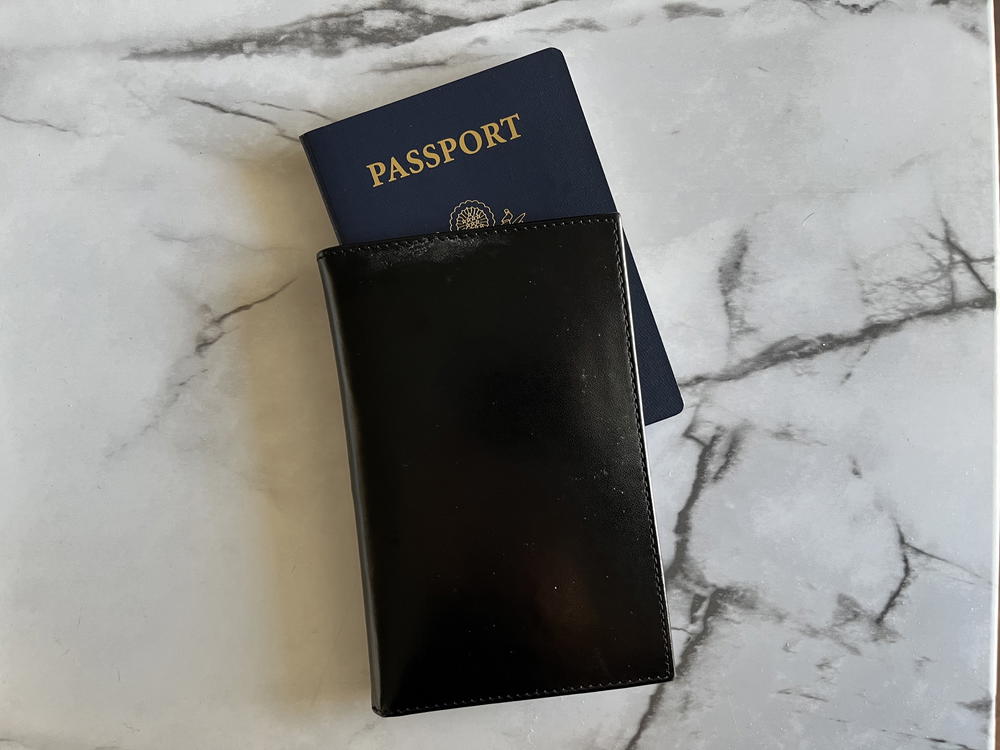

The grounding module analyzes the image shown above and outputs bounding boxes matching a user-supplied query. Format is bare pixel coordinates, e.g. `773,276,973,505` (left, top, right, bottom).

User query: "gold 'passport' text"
364,113,521,188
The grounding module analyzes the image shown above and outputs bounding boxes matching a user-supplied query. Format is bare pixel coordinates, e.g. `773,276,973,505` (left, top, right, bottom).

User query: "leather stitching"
607,221,675,683
318,217,613,259
374,676,667,717
319,216,674,715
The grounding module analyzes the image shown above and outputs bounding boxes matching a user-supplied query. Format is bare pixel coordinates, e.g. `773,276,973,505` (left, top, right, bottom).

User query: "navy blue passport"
300,48,682,423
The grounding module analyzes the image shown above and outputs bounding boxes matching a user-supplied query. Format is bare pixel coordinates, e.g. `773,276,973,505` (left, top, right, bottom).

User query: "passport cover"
302,47,683,424
318,215,674,716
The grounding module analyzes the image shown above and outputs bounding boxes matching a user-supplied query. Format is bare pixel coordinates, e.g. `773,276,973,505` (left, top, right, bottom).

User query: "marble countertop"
1,1,995,748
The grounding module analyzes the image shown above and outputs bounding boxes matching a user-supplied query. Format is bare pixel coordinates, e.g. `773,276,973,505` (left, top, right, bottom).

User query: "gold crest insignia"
449,200,526,231
501,209,526,225
449,200,495,231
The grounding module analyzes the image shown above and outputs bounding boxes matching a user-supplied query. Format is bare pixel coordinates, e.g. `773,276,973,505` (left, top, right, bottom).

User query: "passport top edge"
299,47,567,140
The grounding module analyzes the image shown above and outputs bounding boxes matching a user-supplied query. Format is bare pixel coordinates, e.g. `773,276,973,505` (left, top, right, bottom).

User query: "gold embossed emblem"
501,208,526,225
449,200,495,231
449,200,526,231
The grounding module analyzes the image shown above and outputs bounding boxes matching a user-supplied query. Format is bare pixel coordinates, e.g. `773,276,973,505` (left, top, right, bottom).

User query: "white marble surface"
0,1,995,748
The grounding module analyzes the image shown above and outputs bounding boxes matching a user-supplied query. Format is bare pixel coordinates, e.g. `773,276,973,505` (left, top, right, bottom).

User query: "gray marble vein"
177,97,299,142
127,0,567,60
663,3,726,20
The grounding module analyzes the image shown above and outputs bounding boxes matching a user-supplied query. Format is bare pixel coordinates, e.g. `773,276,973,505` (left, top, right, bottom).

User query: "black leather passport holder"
317,215,673,716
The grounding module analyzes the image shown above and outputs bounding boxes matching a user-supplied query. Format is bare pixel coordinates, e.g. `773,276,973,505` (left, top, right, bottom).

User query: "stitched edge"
377,674,668,717
327,216,675,715
316,217,612,261
608,221,675,681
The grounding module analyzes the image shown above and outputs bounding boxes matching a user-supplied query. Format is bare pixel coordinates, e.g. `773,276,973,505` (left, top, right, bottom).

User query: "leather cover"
301,48,683,424
317,214,673,716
